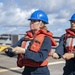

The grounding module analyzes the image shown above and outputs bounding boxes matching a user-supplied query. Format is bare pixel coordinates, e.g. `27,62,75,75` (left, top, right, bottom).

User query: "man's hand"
12,46,25,54
62,53,74,60
52,53,59,59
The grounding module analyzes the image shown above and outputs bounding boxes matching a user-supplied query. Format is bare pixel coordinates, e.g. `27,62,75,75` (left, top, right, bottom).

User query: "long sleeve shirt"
55,34,65,57
5,36,51,62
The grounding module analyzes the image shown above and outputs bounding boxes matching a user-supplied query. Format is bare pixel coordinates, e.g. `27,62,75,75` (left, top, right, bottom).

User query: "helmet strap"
38,21,42,26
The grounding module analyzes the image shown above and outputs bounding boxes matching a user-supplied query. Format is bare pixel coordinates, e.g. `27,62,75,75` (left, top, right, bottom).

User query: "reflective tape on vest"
65,37,75,52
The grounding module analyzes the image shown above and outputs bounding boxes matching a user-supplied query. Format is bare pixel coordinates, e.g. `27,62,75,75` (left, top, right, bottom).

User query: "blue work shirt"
5,36,51,75
6,36,51,62
55,34,75,75
55,34,65,57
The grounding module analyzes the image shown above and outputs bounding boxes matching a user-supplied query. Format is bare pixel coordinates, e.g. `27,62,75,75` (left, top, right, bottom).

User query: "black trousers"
63,59,75,75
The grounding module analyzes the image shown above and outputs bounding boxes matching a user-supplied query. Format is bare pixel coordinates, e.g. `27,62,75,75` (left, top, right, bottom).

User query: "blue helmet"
70,14,75,21
28,10,48,24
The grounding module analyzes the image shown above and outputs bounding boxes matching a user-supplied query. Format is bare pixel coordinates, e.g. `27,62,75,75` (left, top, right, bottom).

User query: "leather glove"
12,46,25,54
52,53,59,59
62,53,74,60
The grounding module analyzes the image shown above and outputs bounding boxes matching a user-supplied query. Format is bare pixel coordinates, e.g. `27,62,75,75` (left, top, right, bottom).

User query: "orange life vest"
17,29,57,68
64,28,75,53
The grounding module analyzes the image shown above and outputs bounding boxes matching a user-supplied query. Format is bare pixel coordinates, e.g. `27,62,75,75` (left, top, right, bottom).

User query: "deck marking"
0,61,65,72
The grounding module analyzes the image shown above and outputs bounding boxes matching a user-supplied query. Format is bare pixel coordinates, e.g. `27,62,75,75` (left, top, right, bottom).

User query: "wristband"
57,53,61,59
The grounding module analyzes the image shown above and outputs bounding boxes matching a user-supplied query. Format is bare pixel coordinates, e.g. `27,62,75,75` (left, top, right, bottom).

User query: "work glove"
62,53,74,60
52,53,59,59
12,46,25,54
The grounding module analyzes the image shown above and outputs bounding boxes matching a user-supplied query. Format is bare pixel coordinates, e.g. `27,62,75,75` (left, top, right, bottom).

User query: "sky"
0,0,75,36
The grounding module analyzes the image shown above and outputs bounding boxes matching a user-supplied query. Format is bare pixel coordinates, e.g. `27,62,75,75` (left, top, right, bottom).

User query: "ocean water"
0,25,30,34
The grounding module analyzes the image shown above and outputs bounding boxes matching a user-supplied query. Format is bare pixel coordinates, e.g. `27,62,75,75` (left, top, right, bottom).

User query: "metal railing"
0,34,60,48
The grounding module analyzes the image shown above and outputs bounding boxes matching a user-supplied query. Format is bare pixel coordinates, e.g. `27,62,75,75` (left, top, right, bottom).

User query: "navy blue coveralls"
5,36,51,75
55,34,75,75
